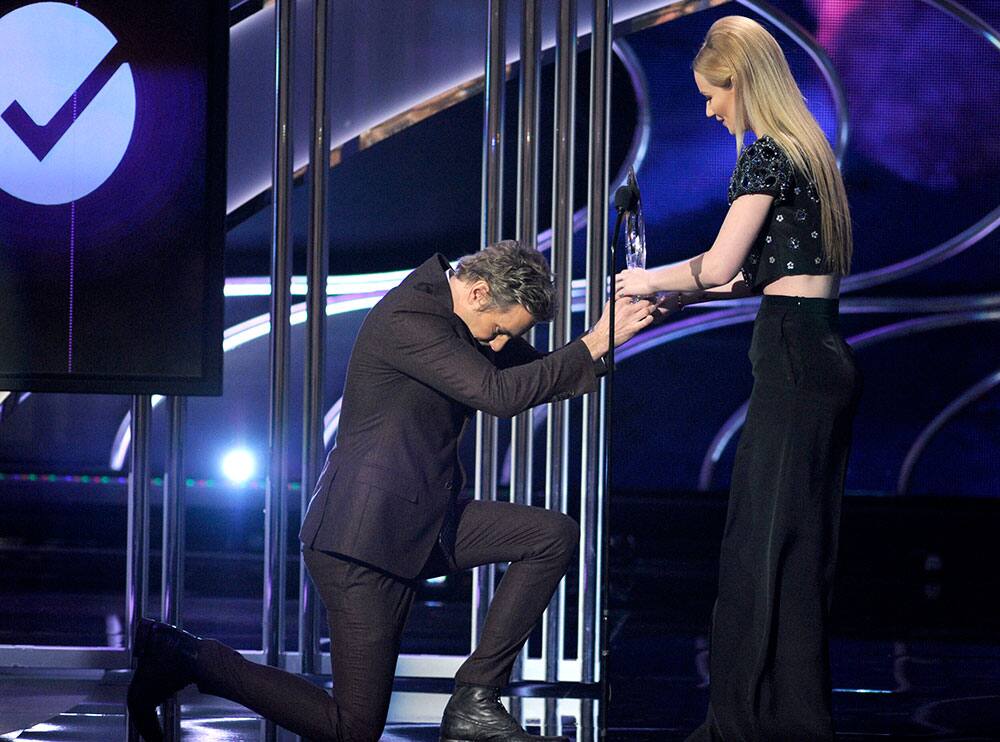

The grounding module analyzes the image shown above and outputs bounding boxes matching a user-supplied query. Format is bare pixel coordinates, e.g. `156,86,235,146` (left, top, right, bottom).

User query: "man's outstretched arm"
382,299,654,418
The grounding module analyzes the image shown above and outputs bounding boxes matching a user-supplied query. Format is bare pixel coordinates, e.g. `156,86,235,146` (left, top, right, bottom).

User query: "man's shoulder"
377,254,453,318
378,280,451,320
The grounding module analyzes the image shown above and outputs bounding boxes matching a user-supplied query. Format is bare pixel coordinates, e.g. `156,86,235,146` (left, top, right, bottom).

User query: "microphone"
614,166,641,213
614,181,637,214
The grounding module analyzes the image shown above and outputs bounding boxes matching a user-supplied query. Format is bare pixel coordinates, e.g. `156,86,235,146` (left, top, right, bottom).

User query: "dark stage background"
0,0,998,738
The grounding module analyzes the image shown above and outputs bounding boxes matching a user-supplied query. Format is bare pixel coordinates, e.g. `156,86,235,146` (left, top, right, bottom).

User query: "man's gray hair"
454,240,557,322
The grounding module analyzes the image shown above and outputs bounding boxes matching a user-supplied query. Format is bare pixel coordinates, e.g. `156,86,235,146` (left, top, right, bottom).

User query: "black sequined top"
728,135,827,292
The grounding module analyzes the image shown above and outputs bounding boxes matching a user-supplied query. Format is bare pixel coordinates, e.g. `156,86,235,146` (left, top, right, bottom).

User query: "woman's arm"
616,193,773,296
677,274,753,308
652,275,752,318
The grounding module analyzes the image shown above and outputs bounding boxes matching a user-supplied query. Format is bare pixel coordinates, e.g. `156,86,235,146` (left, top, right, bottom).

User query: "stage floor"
4,634,1000,742
4,492,999,739
610,631,1000,740
0,678,595,741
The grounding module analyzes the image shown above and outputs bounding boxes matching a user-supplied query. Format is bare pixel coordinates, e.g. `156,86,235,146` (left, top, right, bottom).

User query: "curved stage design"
1,3,999,740
223,0,732,222
3,0,998,502
101,0,1000,503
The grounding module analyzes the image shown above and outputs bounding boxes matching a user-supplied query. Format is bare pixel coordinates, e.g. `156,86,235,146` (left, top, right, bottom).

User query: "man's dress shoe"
126,619,201,742
440,684,570,742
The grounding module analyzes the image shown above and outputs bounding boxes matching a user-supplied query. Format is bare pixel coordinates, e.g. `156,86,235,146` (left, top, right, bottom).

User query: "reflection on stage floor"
5,492,1000,739
0,677,597,741
5,633,1000,741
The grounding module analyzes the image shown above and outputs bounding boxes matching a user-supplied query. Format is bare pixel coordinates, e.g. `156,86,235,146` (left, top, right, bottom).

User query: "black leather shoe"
440,684,570,742
126,618,202,742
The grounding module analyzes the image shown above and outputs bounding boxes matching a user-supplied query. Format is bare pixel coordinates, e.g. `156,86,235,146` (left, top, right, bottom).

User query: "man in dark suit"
128,241,654,741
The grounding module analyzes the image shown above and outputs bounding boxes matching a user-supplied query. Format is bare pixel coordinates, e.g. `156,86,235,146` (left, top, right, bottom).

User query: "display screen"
0,1,227,395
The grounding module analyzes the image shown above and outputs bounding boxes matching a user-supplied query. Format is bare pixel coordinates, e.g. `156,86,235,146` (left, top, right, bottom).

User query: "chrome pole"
545,0,576,686
473,0,506,647
513,0,541,512
300,0,330,681
580,698,597,741
265,0,294,739
511,0,541,688
161,396,186,741
582,0,612,687
125,394,151,742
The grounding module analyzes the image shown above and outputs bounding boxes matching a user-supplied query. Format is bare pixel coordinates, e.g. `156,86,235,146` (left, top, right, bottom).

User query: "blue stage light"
221,449,256,485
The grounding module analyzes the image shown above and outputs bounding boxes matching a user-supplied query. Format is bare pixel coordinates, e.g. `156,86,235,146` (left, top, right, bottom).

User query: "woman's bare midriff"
762,273,840,299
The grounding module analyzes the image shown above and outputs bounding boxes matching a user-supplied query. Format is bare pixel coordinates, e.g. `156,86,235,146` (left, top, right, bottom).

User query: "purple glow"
814,0,1000,187
807,0,865,49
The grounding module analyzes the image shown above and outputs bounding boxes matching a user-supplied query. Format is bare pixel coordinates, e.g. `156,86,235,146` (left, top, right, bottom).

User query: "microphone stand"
600,201,627,729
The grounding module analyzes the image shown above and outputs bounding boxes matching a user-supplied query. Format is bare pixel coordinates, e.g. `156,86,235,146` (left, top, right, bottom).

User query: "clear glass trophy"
624,167,646,299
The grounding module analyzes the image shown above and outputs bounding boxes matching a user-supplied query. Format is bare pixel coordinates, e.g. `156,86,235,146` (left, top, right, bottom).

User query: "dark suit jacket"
300,254,599,578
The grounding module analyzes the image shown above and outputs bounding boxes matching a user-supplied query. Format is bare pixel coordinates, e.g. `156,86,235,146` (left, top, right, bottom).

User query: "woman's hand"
615,268,655,299
654,291,685,320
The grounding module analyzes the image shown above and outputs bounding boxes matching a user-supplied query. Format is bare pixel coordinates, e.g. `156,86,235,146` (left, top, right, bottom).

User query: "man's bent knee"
548,512,579,559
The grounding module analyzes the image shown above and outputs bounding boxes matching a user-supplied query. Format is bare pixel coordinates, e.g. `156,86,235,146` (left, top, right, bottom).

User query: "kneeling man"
128,240,654,741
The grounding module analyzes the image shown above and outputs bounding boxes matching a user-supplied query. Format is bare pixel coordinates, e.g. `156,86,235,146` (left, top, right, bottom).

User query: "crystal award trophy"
624,167,646,298
625,166,646,270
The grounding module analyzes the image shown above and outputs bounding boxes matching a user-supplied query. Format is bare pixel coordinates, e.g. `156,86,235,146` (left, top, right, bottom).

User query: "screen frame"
0,0,229,397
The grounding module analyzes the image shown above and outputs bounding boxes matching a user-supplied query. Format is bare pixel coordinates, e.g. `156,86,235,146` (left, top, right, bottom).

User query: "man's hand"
615,268,656,300
581,298,654,361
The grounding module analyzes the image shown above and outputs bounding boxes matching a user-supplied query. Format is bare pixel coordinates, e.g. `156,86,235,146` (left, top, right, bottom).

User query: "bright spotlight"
221,449,256,485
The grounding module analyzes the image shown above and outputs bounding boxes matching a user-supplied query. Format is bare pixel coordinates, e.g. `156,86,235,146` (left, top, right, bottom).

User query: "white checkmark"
0,3,136,205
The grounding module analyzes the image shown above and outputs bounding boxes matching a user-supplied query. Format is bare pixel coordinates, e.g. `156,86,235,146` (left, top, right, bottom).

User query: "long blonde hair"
693,16,852,274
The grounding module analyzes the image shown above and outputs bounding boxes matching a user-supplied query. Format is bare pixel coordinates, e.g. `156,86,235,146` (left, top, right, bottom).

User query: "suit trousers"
195,499,578,742
688,296,861,741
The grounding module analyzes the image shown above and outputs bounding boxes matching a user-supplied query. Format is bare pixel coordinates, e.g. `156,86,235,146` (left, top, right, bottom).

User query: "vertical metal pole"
582,0,612,689
125,394,150,742
580,698,597,741
300,0,330,682
473,0,506,647
161,396,186,741
265,1,294,740
545,0,576,686
510,0,541,688
513,0,541,512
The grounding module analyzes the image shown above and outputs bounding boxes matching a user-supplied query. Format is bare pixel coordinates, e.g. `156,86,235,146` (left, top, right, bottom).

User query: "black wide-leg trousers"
689,296,861,742
194,499,577,742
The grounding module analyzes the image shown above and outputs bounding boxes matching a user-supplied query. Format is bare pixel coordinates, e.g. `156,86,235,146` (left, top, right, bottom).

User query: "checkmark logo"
2,43,128,162
0,3,136,205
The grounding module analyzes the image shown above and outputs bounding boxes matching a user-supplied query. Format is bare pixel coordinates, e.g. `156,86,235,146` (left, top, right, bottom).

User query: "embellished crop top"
728,135,828,292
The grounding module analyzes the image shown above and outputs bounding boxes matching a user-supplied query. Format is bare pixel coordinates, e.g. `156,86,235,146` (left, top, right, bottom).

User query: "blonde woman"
616,16,861,741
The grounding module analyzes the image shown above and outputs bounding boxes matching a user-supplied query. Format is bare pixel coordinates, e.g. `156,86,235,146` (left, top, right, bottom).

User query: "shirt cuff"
593,355,609,378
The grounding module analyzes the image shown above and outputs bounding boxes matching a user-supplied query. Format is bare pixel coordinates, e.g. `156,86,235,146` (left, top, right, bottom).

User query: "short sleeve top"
728,135,827,292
